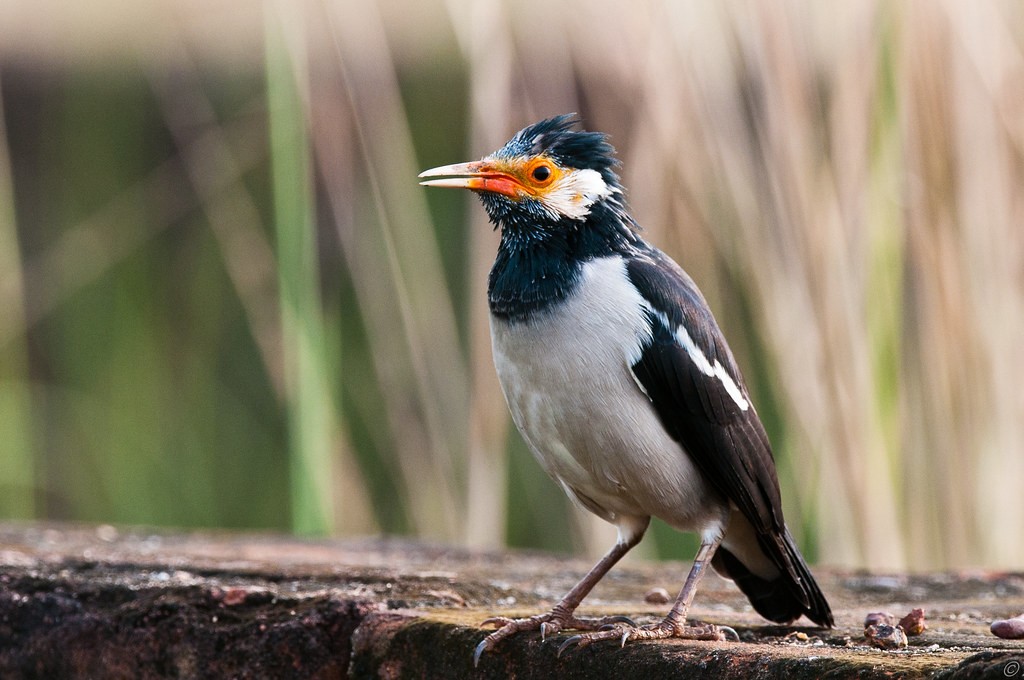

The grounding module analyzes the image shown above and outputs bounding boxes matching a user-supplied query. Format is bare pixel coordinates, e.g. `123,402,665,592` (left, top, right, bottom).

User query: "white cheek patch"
538,168,612,220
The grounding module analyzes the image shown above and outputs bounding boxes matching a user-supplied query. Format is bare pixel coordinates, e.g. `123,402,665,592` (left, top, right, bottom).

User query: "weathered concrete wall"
1,523,1021,678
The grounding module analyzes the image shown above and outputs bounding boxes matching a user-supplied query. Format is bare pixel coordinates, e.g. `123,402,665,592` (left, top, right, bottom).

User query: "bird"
419,114,833,665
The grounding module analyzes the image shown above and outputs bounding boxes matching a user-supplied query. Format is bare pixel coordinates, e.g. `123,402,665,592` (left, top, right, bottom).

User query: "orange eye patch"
524,158,558,188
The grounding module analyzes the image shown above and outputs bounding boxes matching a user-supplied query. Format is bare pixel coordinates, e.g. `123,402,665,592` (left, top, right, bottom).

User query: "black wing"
626,247,784,534
626,246,833,626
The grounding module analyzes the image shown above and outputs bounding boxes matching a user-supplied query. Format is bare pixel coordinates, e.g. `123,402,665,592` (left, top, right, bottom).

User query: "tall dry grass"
305,0,1024,568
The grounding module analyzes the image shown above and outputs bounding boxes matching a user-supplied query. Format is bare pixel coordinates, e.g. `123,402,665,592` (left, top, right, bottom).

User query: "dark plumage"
493,114,620,179
419,115,833,665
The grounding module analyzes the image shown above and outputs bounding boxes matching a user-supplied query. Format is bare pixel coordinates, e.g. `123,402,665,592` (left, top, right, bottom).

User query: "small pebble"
898,608,927,636
95,524,118,542
990,615,1024,639
865,623,908,649
644,587,670,605
222,588,249,606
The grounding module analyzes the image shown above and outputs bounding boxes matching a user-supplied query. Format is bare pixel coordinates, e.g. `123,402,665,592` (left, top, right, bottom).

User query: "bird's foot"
473,611,637,666
557,619,739,656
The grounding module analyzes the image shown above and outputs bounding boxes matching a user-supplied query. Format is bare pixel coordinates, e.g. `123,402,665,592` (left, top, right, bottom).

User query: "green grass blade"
266,6,335,535
0,76,35,519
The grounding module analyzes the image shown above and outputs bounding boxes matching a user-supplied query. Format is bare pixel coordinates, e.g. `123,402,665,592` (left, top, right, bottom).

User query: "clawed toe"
553,620,740,658
557,624,635,655
683,623,735,641
596,614,638,628
557,634,585,657
481,616,513,628
472,638,491,667
719,625,740,642
472,609,737,666
474,611,639,665
473,611,565,666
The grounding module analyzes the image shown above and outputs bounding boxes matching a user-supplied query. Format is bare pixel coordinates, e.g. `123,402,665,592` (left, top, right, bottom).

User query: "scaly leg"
558,532,738,654
473,520,648,666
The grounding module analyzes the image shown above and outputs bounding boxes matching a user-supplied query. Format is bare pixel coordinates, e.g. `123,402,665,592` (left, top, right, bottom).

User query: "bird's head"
420,115,635,243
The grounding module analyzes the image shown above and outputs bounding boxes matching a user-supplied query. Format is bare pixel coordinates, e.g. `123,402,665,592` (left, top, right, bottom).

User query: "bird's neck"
487,210,638,323
488,230,581,322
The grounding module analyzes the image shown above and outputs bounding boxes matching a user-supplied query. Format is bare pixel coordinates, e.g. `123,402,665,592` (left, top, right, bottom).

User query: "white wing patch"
538,168,613,221
650,310,750,412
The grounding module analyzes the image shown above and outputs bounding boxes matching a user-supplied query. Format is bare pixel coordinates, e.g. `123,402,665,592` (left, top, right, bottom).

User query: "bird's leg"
658,531,725,634
474,522,647,666
558,532,739,654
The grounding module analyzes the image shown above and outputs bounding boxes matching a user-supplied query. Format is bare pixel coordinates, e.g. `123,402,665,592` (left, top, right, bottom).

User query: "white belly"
490,256,726,533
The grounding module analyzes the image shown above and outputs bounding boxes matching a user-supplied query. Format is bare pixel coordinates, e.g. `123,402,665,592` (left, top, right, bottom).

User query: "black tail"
712,529,833,628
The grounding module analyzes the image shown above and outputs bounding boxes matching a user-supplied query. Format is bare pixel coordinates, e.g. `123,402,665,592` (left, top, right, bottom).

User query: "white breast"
490,255,726,534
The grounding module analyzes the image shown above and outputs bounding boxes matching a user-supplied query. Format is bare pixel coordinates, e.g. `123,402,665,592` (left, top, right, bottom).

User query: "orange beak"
418,160,524,199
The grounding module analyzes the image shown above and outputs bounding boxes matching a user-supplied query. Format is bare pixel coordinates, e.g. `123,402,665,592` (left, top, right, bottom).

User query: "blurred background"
1,0,1022,572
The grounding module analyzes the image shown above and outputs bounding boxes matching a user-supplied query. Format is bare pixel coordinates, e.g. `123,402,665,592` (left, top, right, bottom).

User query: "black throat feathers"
487,202,640,323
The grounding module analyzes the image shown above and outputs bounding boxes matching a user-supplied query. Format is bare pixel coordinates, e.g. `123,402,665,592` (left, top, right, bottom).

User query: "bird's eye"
529,161,554,185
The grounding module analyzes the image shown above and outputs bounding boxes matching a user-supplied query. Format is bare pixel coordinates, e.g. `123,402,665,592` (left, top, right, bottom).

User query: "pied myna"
420,115,833,664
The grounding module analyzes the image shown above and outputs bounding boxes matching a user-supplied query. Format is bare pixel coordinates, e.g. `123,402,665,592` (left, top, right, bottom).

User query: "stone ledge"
1,522,1022,678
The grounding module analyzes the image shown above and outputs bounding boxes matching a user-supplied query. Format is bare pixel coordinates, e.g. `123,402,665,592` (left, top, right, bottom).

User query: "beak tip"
418,160,487,180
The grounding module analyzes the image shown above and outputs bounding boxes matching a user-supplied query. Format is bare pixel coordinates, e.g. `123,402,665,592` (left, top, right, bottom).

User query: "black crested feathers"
494,113,621,187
